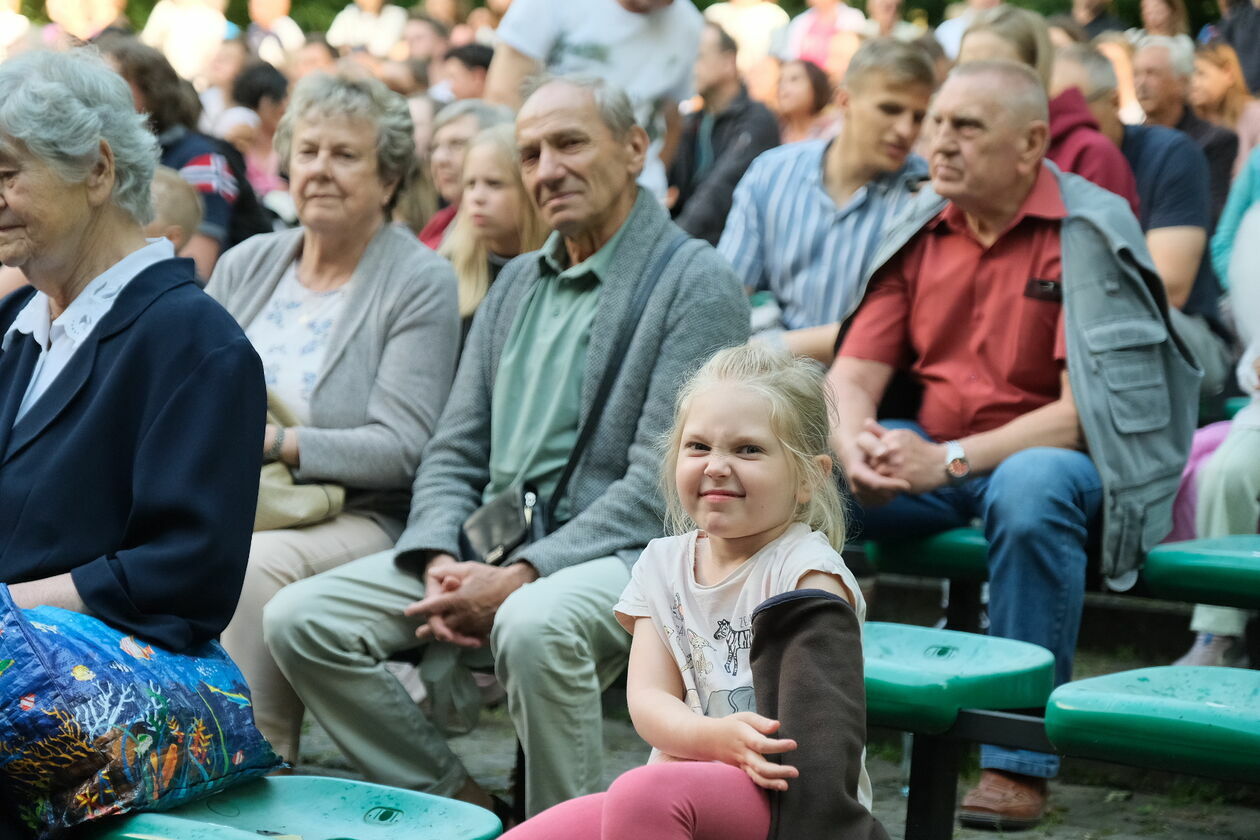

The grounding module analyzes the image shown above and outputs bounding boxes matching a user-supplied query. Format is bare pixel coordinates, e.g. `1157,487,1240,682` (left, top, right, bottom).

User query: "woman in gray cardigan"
206,72,460,763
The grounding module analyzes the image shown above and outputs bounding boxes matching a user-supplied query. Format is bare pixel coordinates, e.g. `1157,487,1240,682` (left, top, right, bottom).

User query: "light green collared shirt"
484,221,631,517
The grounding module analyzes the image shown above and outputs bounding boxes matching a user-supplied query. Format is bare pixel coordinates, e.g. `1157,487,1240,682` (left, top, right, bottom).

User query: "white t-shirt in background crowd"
704,1,790,72
496,0,703,201
327,3,408,58
253,15,306,68
0,10,29,61
933,7,976,59
141,0,227,84
614,522,873,810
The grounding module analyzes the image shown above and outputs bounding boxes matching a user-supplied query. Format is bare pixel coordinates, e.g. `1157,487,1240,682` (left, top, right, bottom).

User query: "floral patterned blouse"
244,262,349,424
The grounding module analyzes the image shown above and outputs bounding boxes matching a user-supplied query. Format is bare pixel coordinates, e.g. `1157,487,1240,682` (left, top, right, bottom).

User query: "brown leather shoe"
958,770,1048,831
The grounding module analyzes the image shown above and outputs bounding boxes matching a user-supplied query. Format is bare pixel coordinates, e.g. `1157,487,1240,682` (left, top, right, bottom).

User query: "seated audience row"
263,75,749,820
2,1,1259,835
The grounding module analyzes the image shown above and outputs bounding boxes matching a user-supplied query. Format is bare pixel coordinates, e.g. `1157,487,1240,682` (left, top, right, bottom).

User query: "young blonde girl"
439,123,548,336
502,344,871,839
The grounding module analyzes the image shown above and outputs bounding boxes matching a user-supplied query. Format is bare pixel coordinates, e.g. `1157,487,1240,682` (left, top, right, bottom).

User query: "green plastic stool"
865,623,1055,840
1144,536,1260,610
88,776,503,840
864,622,1055,734
1046,667,1260,783
866,527,989,581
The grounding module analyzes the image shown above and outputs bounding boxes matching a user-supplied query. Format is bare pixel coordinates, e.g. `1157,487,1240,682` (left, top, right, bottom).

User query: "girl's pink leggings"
501,761,770,840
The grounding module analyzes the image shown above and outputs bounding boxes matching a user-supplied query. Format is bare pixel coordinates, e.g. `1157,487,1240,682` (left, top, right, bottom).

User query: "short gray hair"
275,72,417,210
1136,35,1194,78
433,98,515,134
1056,44,1119,97
521,74,638,138
947,60,1049,124
0,48,158,226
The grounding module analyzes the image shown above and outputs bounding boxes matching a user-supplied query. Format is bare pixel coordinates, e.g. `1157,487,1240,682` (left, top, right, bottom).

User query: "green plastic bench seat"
88,775,503,840
1144,536,1260,610
864,622,1054,734
1225,396,1249,420
1046,667,1260,783
866,527,989,580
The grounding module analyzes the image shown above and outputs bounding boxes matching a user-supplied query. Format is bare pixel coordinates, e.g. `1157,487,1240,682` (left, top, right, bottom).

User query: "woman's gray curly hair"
274,73,418,213
0,48,159,226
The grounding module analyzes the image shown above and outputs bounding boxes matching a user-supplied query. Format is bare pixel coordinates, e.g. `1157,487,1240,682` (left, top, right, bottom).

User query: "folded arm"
1146,226,1206,310
484,42,542,108
71,339,265,650
830,357,1081,498
9,573,84,613
626,618,798,790
393,277,509,565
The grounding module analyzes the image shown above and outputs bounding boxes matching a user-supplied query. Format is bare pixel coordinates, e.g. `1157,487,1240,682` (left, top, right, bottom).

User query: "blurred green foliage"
18,0,1224,41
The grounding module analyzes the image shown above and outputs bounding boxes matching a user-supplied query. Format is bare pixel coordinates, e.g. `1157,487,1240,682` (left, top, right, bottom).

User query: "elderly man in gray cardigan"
265,76,750,820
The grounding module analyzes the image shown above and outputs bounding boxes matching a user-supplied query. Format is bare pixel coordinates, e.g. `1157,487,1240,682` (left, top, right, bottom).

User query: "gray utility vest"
844,164,1201,586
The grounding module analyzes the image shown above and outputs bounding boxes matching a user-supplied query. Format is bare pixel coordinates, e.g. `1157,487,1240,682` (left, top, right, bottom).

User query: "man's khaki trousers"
265,549,631,816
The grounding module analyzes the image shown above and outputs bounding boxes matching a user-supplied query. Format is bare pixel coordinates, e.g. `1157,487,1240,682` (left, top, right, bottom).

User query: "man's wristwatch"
944,440,971,484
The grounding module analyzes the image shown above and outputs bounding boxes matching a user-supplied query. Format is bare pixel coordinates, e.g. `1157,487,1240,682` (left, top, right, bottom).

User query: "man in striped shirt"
719,38,935,362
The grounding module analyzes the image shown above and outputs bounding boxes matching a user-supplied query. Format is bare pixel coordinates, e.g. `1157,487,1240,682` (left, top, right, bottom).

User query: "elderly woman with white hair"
206,71,461,765
0,50,265,640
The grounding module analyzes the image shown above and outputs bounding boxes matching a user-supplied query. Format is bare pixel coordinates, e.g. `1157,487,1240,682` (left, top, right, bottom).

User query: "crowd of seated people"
1,0,1259,837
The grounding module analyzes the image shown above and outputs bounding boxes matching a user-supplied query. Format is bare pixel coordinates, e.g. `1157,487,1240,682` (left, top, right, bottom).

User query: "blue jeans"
853,422,1102,778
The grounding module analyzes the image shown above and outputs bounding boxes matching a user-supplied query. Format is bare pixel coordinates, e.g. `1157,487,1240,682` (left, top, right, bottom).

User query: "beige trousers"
1190,427,1260,637
264,550,631,817
221,512,393,763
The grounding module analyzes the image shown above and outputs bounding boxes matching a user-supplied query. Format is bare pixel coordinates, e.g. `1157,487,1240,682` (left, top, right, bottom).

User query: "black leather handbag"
460,232,689,565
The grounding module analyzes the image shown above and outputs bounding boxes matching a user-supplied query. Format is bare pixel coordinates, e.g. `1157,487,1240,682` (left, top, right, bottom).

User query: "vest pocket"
1083,319,1171,434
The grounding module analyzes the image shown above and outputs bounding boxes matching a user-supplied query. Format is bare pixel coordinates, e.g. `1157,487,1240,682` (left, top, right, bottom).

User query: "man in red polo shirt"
828,61,1198,831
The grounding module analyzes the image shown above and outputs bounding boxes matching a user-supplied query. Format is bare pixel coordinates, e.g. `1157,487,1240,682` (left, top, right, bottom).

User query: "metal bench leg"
1246,615,1259,669
904,733,960,840
944,580,982,634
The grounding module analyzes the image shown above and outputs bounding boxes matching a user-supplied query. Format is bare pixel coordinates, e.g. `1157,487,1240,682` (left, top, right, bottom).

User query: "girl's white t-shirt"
614,522,872,810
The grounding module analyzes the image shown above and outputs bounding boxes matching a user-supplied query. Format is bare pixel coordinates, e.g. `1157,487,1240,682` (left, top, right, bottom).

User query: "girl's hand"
706,712,799,791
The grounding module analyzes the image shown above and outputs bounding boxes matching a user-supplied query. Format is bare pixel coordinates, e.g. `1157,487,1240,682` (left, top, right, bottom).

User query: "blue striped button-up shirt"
718,140,927,331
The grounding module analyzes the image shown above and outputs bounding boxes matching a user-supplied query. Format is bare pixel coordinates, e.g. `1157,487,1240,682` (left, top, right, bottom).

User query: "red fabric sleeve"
838,257,912,369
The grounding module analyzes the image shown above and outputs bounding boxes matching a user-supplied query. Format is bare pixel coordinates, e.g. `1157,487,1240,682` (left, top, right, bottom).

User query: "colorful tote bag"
0,585,282,837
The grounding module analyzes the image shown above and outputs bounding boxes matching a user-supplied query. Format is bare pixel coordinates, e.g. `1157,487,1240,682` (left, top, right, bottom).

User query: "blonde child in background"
146,166,205,280
503,344,873,839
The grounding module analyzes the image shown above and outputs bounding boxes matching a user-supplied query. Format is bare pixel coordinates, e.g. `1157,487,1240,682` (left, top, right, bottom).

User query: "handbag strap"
547,231,691,521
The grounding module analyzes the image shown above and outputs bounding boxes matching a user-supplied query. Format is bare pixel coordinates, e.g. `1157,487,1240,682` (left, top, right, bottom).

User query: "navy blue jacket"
0,258,265,651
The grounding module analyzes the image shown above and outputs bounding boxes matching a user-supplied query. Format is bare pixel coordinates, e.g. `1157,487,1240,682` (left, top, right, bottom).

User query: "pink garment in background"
1165,421,1232,543
786,5,865,68
246,148,286,198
